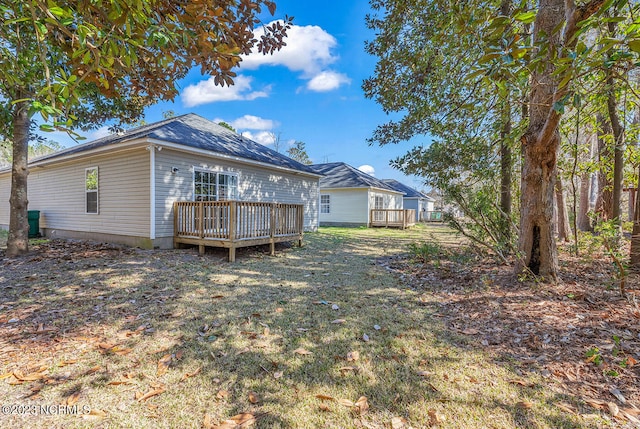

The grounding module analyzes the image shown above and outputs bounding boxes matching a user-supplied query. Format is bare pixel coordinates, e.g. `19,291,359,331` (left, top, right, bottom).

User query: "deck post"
198,202,204,239
229,201,237,262
270,203,276,256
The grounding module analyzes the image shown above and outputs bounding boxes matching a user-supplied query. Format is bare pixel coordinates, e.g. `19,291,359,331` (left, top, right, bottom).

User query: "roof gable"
308,162,399,192
28,113,317,175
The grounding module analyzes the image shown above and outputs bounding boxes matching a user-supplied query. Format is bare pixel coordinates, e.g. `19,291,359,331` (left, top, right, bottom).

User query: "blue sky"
76,1,431,189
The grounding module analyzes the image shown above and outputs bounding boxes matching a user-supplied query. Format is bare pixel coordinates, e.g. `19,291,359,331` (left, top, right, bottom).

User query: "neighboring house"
381,179,435,222
308,162,403,227
0,113,321,250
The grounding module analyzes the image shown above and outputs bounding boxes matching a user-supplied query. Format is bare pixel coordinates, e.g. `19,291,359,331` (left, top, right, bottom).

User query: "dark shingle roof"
308,162,400,192
381,179,434,200
29,113,318,175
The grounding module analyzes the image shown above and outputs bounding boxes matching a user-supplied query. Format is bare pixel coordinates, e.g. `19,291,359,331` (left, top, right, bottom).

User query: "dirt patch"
378,247,640,419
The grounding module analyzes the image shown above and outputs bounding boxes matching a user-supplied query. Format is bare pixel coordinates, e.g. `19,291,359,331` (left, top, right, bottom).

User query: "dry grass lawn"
0,225,612,428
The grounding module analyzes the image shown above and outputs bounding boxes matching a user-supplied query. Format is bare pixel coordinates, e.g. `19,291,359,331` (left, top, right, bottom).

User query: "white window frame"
193,167,238,202
374,195,384,210
85,167,99,214
320,194,330,214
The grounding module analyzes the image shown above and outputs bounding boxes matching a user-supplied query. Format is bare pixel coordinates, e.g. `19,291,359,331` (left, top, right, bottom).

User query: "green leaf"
49,6,66,17
627,40,640,53
514,11,537,24
552,99,565,113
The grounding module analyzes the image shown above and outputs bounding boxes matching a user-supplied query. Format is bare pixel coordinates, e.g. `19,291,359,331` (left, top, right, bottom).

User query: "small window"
374,195,384,209
320,195,330,214
85,167,99,214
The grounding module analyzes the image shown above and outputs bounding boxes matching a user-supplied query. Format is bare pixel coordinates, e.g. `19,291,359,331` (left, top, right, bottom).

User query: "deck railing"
174,201,304,261
369,209,416,229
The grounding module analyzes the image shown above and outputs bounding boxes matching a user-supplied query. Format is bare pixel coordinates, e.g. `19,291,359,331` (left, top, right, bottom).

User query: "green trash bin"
27,210,40,238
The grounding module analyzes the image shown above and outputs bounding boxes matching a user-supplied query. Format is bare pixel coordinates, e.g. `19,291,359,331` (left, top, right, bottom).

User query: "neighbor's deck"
174,201,304,262
369,209,416,229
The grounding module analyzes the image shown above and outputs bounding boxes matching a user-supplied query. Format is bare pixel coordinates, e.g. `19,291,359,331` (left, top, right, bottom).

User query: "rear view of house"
308,162,405,227
0,114,320,258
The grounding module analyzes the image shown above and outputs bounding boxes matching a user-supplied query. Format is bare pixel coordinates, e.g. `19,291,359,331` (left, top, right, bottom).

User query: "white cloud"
358,165,375,176
307,71,351,92
231,115,276,130
181,75,270,107
89,126,111,140
242,130,276,146
241,24,338,76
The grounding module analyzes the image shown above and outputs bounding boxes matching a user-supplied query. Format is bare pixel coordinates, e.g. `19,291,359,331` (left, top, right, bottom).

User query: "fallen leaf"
13,370,47,381
555,402,576,415
175,350,184,360
338,398,354,407
315,394,335,401
331,319,346,324
417,370,434,377
391,416,408,428
275,308,284,313
362,334,370,342
273,371,283,379
180,367,202,382
214,413,255,429
157,354,172,376
331,304,339,310
65,391,80,406
353,396,369,416
112,346,133,356
609,387,626,404
339,366,358,374
428,408,445,425
293,348,313,355
516,401,533,409
248,391,260,404
136,387,165,402
319,403,330,412
608,402,620,417
508,379,534,387
346,351,360,362
211,295,224,299
374,325,381,330
81,409,107,420
625,356,637,367
216,389,230,400
462,328,479,335
584,398,606,410
83,366,101,376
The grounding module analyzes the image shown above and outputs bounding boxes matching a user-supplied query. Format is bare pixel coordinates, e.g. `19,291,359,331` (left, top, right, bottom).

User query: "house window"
320,195,330,214
374,195,384,209
194,168,238,201
85,167,99,214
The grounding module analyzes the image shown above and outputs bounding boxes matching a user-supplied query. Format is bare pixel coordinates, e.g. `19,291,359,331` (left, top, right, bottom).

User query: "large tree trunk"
516,0,605,279
517,0,565,279
555,176,571,242
6,99,30,257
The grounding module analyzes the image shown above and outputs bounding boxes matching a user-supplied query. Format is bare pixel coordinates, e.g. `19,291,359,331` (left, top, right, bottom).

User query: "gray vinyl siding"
1,149,150,236
0,172,9,228
154,149,319,237
318,189,369,224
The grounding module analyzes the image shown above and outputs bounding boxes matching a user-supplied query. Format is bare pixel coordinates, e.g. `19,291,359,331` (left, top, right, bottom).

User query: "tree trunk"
631,166,640,269
6,99,30,257
607,80,624,222
500,105,512,244
596,113,614,219
578,172,592,230
517,0,566,279
555,176,571,242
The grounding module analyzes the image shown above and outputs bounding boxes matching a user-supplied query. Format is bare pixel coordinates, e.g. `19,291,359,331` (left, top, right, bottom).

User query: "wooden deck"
174,201,304,262
369,209,416,229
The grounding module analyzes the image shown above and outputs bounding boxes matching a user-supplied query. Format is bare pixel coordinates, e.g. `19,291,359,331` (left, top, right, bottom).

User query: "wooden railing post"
228,201,237,262
270,202,276,256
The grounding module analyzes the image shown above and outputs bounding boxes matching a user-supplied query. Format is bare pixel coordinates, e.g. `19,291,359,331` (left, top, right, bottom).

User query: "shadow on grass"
0,228,603,428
